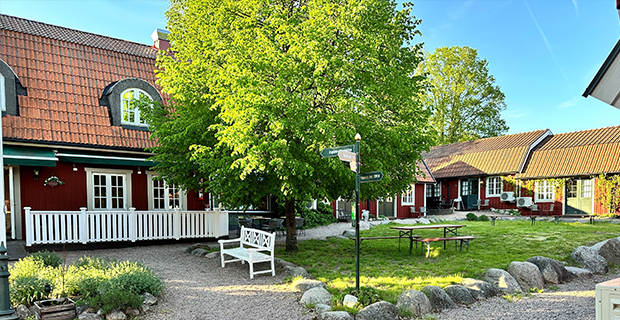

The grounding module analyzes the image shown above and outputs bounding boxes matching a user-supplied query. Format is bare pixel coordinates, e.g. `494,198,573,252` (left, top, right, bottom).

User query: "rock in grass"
571,246,608,274
315,303,332,315
422,285,456,310
484,268,521,294
443,285,475,305
565,266,593,280
293,279,326,293
318,311,353,320
507,261,545,292
356,301,398,320
526,256,570,284
591,239,620,265
342,294,357,307
300,287,332,306
396,290,432,318
460,278,501,300
106,310,126,320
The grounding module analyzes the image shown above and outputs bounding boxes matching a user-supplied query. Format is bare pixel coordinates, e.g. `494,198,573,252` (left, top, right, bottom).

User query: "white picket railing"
24,207,229,246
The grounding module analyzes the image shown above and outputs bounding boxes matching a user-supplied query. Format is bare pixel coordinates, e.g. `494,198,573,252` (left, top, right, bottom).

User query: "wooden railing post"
24,207,32,246
129,207,137,242
217,210,229,237
79,207,88,244
173,208,181,240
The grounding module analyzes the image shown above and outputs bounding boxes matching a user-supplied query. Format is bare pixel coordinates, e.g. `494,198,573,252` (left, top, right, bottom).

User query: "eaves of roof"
583,38,620,98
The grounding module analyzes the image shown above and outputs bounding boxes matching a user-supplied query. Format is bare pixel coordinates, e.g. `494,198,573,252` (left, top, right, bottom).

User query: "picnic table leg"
408,231,414,255
491,216,497,226
530,216,536,226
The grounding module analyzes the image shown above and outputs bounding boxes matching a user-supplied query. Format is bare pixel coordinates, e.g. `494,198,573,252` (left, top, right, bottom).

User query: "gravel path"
57,213,617,320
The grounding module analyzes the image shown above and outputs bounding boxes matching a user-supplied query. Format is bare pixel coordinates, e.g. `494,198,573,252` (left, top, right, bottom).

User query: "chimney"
151,28,171,51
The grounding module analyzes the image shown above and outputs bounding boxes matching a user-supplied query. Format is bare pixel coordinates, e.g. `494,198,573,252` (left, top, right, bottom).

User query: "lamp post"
0,242,17,319
354,133,361,292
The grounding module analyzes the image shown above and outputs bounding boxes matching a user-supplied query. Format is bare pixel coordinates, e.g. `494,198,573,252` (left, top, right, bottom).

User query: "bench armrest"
218,238,240,244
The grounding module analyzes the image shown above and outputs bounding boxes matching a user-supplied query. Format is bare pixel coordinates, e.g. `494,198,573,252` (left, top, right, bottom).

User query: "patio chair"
262,219,278,233
275,219,285,236
420,207,427,216
541,204,555,216
295,217,305,236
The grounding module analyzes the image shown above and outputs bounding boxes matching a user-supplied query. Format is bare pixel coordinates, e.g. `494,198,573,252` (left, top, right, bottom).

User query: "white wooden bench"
218,226,276,279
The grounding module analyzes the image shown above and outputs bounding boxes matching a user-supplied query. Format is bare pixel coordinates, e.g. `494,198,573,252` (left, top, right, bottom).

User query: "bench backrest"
239,226,276,252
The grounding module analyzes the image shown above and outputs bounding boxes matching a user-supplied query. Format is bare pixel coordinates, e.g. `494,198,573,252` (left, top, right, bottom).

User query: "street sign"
349,161,357,172
360,171,384,183
337,150,356,162
320,145,355,158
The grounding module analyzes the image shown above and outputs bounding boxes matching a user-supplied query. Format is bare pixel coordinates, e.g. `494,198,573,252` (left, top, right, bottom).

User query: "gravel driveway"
58,215,618,320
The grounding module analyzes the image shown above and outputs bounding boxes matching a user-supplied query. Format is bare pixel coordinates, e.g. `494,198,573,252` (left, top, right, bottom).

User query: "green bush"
10,255,163,313
78,290,143,315
466,213,478,221
30,250,63,268
478,215,490,221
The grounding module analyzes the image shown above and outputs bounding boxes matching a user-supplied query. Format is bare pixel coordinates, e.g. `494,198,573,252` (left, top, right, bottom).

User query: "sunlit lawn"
276,219,620,304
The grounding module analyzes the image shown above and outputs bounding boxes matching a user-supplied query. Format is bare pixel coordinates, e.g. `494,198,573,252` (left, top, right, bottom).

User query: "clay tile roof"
423,130,549,179
0,14,162,151
415,160,436,184
518,125,620,179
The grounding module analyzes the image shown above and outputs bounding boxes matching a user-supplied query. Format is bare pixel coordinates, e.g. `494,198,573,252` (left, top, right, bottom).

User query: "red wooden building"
0,14,228,245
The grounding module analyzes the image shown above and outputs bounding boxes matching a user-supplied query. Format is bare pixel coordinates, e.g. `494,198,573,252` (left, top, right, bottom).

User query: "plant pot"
46,181,58,187
33,298,76,320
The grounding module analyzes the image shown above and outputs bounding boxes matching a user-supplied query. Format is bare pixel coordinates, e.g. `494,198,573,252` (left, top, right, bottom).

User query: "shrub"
466,213,478,221
296,201,337,229
30,250,63,268
478,215,490,221
78,290,143,315
9,275,49,306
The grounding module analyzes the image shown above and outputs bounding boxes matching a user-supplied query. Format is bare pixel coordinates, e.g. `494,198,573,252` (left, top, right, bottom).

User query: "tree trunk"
285,199,298,252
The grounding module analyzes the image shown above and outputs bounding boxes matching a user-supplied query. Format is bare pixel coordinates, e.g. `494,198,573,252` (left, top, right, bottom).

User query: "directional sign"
360,171,384,183
349,161,357,172
320,145,355,158
337,150,356,163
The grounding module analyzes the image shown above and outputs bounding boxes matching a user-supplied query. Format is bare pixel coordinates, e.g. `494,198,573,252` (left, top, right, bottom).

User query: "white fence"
24,207,229,246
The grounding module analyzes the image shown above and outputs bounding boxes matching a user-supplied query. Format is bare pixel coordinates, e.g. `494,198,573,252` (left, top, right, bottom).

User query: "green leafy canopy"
142,0,431,232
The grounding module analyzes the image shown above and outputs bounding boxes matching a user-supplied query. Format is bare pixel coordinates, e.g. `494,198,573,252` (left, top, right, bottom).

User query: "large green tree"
145,0,431,251
417,46,508,145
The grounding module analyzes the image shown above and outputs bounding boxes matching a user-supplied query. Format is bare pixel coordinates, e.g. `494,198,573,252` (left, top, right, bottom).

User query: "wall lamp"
137,166,142,175
72,163,78,172
33,169,40,181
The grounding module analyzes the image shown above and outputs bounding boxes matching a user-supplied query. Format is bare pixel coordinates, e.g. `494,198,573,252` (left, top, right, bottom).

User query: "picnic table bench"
218,226,276,279
415,236,476,258
354,235,421,251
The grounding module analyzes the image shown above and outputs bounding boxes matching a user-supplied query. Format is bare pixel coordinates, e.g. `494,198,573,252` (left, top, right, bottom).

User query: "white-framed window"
85,168,133,210
0,73,5,112
121,88,151,126
402,185,415,205
535,180,554,202
486,176,502,197
146,172,186,210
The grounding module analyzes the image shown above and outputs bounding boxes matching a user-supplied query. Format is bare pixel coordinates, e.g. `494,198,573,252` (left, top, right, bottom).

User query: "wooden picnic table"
390,224,466,254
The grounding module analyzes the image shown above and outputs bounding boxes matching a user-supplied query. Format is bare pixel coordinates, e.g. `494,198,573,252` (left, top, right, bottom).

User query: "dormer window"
99,78,162,131
121,88,151,126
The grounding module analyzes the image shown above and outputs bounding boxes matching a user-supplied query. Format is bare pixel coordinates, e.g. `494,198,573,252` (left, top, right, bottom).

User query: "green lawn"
276,219,620,304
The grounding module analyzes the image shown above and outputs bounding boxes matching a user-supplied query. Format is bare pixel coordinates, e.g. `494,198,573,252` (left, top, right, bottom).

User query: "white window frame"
146,171,186,210
121,88,151,126
486,176,503,197
85,168,133,210
535,180,555,203
402,185,415,205
0,73,5,112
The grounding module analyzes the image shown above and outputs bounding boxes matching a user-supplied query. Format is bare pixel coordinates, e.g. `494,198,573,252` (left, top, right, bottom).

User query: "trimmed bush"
466,213,478,221
30,250,63,268
478,215,490,221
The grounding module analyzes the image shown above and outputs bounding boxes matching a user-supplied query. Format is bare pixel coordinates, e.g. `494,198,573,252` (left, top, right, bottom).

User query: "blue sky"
1,0,619,135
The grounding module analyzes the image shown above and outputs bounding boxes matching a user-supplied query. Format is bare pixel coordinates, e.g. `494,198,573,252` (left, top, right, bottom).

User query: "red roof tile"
0,14,162,150
423,130,549,179
518,126,620,179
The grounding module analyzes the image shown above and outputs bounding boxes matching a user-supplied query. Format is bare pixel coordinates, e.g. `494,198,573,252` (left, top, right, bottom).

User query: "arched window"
121,88,151,126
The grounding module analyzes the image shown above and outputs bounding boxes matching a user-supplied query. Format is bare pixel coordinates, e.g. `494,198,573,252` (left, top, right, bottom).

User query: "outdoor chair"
275,219,285,236
262,219,278,233
295,217,305,236
541,203,555,216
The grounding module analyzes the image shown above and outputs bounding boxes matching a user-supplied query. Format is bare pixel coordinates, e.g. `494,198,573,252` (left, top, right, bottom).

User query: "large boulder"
443,285,475,305
460,278,501,300
484,268,521,294
565,266,593,280
359,221,371,231
274,257,297,269
526,256,570,284
396,290,432,318
282,265,310,278
300,287,332,306
507,261,545,292
421,285,456,310
592,239,620,265
190,248,208,256
293,279,326,293
79,313,102,320
356,301,398,320
315,304,332,315
106,310,126,320
318,311,354,320
571,246,609,274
